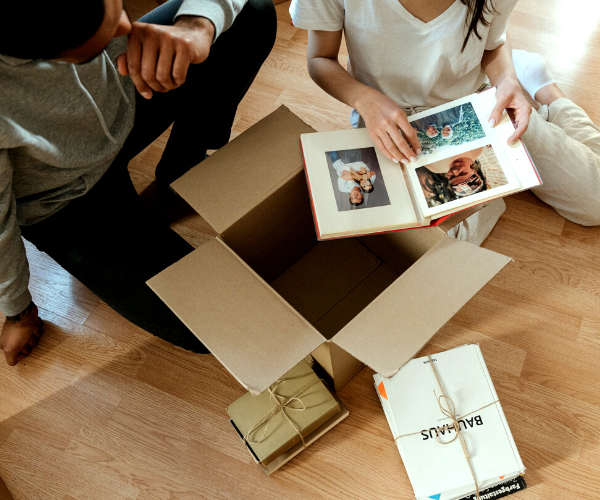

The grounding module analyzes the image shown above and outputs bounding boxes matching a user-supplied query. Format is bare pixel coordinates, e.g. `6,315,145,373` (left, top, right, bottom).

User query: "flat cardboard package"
374,345,525,500
147,106,512,396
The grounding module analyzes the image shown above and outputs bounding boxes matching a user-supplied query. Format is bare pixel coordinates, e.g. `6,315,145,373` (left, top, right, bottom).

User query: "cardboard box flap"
147,238,324,395
331,238,511,378
170,106,316,234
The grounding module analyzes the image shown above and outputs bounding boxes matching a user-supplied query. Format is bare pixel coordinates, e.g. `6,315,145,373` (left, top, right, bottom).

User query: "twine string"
394,355,500,500
243,378,324,455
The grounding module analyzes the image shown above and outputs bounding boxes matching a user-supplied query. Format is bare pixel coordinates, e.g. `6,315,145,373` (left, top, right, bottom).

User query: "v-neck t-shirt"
290,0,518,111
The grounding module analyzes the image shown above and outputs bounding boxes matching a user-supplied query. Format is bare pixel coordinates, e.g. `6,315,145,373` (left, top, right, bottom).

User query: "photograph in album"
410,102,486,155
325,147,391,212
300,90,542,240
416,145,508,208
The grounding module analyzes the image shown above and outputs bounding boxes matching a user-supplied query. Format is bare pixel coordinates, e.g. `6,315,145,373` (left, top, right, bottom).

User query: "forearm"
308,56,377,112
307,30,420,163
482,36,532,144
482,38,518,87
0,153,32,317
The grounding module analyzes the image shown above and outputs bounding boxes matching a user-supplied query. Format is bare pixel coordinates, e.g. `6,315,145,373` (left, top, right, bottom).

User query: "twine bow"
394,355,499,500
243,378,323,458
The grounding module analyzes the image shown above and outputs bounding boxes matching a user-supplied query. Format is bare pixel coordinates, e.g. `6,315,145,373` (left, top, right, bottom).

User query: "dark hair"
360,181,374,193
349,193,364,207
0,0,105,60
422,171,457,205
471,160,488,190
460,0,497,52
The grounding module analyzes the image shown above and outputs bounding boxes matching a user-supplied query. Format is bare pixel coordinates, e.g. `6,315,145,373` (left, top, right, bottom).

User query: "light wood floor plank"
2,1,600,498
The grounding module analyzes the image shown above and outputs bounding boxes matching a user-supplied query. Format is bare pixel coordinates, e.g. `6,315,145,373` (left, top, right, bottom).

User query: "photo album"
301,89,542,240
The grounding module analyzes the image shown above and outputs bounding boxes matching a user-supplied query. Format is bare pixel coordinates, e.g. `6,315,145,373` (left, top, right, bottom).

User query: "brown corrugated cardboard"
148,106,512,396
171,107,314,235
220,171,316,282
313,263,399,340
147,238,324,394
271,238,380,324
310,263,400,390
331,238,512,377
311,342,367,393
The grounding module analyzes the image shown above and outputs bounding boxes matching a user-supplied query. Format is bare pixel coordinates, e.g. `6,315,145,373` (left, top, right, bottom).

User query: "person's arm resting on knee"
0,153,43,366
117,0,248,99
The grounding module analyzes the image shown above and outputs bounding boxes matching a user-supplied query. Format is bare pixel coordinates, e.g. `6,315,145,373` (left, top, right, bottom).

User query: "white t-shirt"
290,0,518,112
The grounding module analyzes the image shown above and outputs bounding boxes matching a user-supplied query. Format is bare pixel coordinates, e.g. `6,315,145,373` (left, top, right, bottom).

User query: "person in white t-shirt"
290,0,600,226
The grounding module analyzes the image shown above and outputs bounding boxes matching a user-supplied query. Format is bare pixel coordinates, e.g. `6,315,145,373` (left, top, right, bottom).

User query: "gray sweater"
0,0,246,316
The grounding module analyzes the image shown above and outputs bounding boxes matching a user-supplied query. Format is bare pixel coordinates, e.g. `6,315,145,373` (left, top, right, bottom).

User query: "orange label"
378,381,388,400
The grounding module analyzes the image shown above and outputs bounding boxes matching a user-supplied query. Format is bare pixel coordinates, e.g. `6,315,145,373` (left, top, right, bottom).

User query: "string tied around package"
243,378,324,457
394,355,499,500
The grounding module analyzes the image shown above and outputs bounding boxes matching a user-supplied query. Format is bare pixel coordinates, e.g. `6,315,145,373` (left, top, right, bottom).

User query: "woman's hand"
482,39,532,146
489,75,532,145
355,89,421,164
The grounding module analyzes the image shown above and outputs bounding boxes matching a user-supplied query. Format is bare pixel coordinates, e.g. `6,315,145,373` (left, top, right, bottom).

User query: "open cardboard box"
147,107,512,395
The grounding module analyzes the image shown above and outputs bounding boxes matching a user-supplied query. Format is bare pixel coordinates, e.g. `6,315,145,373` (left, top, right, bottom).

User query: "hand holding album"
300,89,541,240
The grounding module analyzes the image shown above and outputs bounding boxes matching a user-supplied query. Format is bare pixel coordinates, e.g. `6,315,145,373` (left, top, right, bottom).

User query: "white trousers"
523,98,600,226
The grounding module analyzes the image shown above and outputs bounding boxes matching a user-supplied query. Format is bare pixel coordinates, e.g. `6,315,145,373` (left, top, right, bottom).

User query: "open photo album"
301,88,542,240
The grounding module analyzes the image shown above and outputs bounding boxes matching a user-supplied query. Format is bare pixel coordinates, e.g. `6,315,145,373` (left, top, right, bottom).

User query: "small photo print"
416,145,508,208
410,102,486,155
325,147,391,212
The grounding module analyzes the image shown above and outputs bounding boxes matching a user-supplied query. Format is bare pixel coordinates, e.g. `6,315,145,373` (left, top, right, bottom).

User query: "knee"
237,0,277,56
571,213,600,227
558,205,600,227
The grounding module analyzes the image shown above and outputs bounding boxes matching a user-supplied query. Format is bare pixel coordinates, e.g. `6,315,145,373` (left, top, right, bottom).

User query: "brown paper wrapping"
227,360,340,466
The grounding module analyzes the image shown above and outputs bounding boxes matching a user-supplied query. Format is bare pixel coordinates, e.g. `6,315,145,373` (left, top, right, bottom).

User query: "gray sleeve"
175,0,249,41
0,150,32,317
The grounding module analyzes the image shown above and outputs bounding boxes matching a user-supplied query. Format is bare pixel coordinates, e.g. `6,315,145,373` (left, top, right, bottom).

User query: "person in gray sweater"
0,0,276,365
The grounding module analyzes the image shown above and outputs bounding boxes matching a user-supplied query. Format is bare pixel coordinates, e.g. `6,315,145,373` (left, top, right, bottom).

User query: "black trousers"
20,0,277,354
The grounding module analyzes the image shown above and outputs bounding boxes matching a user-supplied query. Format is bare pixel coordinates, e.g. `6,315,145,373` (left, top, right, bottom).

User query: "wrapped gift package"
374,344,525,500
227,360,347,474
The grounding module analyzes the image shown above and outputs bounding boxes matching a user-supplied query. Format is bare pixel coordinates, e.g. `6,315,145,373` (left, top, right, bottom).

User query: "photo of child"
410,103,486,155
325,147,391,212
415,145,508,208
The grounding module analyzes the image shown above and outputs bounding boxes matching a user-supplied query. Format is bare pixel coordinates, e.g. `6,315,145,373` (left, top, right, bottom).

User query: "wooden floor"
2,1,600,498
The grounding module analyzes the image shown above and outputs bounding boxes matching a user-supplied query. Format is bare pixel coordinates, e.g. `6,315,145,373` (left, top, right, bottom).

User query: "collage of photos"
325,147,391,212
415,145,509,208
410,102,486,155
